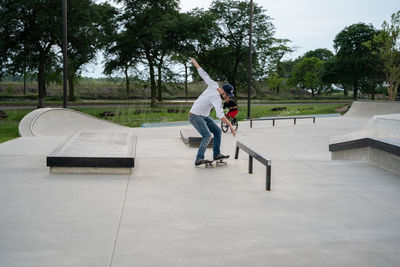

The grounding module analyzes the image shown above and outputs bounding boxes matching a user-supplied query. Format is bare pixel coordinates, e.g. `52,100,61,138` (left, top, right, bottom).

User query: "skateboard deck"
202,158,228,168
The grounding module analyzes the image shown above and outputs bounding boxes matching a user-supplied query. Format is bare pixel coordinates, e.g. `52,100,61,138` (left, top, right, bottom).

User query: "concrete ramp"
19,108,128,137
344,101,400,117
330,114,400,143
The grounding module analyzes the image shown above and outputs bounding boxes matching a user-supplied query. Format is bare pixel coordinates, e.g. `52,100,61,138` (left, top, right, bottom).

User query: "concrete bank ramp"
345,100,400,117
19,108,128,137
330,114,400,143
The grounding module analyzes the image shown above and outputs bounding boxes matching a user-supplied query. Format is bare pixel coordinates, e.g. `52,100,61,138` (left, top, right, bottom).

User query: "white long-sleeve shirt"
189,68,225,119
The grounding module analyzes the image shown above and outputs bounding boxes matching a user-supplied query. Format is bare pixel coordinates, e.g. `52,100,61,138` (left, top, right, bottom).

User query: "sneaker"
195,158,207,166
214,154,229,160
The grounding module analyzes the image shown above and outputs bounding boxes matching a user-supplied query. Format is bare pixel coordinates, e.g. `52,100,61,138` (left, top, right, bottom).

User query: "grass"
0,103,347,144
234,103,345,121
74,106,192,128
0,121,20,143
0,109,33,143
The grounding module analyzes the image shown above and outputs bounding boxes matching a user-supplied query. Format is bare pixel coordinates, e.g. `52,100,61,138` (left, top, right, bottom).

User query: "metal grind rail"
250,115,316,128
235,141,272,191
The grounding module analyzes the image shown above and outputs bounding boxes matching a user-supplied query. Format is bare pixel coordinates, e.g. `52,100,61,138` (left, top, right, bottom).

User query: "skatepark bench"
235,141,272,191
250,115,316,128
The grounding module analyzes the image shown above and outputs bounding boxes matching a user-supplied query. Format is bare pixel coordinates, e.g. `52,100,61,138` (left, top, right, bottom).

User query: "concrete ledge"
180,129,213,147
331,147,371,161
369,147,400,174
329,114,400,174
47,157,135,168
330,138,400,157
330,138,400,174
47,131,136,173
50,167,132,174
331,146,400,175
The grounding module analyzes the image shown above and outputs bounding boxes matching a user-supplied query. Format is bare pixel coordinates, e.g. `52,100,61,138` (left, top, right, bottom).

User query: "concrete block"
180,129,213,147
47,131,136,174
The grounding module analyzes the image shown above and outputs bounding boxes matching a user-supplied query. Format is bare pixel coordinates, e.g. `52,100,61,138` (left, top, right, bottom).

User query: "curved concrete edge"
19,108,128,137
344,100,400,117
18,108,53,137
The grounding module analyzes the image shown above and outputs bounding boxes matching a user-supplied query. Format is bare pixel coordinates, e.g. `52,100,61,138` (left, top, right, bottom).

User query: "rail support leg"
249,155,253,174
266,165,271,191
235,145,240,159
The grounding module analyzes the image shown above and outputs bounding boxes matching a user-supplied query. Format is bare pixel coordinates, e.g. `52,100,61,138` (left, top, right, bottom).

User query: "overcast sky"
83,0,400,77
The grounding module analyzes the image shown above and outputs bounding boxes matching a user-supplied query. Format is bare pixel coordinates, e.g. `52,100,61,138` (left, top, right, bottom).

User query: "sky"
83,0,400,78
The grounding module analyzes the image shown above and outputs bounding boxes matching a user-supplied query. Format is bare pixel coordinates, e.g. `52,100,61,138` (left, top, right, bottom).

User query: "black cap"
222,84,234,97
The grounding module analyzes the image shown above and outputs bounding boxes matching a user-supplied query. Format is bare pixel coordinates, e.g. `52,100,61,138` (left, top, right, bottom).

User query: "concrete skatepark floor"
1,101,400,266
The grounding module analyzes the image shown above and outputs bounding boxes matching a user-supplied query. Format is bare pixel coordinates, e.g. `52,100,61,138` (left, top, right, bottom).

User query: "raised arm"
190,58,200,69
190,58,217,88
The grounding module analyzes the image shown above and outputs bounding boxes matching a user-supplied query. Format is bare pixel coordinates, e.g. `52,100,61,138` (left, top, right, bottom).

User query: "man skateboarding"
188,58,236,166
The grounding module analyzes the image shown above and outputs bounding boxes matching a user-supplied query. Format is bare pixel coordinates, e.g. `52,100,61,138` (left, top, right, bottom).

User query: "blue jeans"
189,113,221,160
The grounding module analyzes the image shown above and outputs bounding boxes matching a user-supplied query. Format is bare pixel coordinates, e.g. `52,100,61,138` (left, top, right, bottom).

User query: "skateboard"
202,158,228,168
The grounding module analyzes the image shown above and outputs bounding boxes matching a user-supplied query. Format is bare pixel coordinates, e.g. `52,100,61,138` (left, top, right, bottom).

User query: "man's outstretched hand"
190,58,200,69
221,116,236,137
230,125,236,137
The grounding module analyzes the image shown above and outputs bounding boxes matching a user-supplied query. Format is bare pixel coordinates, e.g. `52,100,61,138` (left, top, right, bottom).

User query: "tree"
117,0,180,107
365,11,400,100
64,0,117,101
303,48,334,61
0,31,7,82
290,57,324,98
266,39,293,94
153,11,182,102
0,0,61,107
320,56,351,96
303,48,335,95
170,9,215,97
197,0,276,94
0,14,7,81
104,31,141,97
333,23,379,100
266,72,285,94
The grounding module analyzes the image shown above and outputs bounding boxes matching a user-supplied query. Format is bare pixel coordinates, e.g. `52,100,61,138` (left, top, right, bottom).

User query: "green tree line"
269,12,400,101
0,0,399,108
